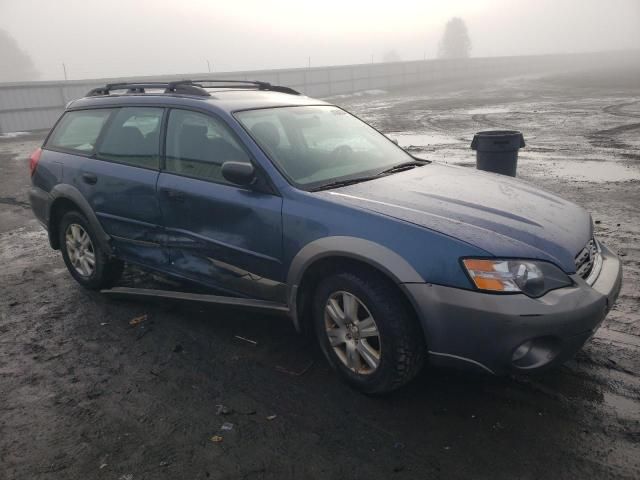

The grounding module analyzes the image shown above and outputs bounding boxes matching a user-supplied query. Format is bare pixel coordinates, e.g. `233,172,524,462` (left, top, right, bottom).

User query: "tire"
313,268,425,394
58,211,123,290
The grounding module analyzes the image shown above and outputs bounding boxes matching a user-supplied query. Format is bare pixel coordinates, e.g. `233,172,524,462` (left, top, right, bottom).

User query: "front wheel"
313,269,425,394
58,211,123,290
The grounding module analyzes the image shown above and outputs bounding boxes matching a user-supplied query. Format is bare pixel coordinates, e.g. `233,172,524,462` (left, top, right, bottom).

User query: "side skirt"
101,287,290,314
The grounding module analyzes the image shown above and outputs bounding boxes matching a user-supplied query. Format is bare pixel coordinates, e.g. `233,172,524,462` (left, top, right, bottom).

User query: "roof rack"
86,79,300,97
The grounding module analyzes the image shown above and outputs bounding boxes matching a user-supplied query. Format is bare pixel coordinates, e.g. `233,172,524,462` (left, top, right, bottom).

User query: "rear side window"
97,107,163,169
165,109,251,183
47,109,112,153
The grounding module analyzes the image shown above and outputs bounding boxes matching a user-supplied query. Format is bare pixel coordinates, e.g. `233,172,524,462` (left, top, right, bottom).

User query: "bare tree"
0,29,39,82
382,49,402,63
437,17,471,59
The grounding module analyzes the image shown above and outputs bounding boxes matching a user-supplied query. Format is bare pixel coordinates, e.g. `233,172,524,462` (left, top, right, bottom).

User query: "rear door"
48,106,167,267
157,108,285,301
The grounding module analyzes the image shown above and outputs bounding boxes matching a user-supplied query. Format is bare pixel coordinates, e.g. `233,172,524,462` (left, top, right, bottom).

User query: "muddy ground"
1,66,639,479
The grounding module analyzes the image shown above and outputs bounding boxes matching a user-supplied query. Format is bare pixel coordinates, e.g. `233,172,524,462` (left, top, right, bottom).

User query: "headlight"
461,258,572,297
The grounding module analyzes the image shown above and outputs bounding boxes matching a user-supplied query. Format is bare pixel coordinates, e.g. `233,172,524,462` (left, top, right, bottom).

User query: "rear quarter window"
47,109,113,153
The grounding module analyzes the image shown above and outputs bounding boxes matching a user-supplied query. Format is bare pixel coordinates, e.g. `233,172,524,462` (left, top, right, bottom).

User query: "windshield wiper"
310,160,429,192
310,175,379,192
376,160,428,176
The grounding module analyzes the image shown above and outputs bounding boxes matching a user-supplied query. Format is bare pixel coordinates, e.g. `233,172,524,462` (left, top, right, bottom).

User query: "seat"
166,124,208,174
177,124,208,161
101,125,145,156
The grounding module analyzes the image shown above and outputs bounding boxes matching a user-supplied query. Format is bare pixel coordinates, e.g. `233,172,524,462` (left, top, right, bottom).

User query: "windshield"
235,105,415,189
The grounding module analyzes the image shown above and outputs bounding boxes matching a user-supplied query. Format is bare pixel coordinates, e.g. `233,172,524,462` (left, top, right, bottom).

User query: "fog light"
512,340,533,362
511,336,561,369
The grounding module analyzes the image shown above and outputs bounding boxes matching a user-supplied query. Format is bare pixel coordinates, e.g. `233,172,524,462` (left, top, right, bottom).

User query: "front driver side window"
165,109,251,184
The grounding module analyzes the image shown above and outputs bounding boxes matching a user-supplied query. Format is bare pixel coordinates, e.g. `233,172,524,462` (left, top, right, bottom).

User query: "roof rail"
189,79,300,95
86,79,300,97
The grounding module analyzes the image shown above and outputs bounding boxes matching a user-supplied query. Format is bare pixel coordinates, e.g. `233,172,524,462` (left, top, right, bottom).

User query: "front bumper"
403,244,623,375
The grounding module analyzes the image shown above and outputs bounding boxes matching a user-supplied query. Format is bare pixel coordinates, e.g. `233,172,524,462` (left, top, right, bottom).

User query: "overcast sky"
2,0,639,80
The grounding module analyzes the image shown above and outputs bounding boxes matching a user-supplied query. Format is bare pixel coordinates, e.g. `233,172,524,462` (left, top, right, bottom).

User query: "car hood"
319,163,592,273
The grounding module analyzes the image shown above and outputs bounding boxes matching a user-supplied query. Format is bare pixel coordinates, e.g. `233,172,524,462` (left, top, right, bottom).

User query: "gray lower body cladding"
403,244,623,375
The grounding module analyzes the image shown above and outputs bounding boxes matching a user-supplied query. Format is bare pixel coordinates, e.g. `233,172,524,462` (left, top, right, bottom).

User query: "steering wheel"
330,144,354,162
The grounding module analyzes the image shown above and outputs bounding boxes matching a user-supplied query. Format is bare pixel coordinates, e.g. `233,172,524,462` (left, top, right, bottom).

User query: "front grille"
575,238,598,280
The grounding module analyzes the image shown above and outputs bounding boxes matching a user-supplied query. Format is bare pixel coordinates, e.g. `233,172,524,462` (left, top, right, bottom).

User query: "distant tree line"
0,29,39,82
380,17,471,64
438,17,471,59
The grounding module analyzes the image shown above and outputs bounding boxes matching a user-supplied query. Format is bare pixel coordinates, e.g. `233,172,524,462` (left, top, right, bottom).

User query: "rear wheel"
59,211,123,290
313,269,425,394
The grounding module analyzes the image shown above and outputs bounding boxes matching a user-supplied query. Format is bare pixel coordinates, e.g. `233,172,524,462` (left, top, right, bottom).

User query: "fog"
1,0,639,81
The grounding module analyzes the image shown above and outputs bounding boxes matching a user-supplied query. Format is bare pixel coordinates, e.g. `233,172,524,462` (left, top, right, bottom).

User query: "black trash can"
471,130,525,177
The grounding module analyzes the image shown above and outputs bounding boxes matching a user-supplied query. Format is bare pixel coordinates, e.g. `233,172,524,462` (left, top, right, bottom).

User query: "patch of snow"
393,132,458,148
0,131,30,138
329,89,387,99
466,107,510,115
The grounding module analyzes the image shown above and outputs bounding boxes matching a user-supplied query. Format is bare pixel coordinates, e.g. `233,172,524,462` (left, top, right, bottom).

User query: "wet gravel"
1,67,639,479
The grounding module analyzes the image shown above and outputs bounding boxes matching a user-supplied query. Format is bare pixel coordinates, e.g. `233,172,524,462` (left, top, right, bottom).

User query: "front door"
157,108,284,302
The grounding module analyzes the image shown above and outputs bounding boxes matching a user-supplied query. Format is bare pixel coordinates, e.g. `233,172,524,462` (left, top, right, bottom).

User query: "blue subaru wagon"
29,80,622,393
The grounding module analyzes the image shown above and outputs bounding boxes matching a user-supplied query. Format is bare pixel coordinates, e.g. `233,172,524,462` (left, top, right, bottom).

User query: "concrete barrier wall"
0,50,637,133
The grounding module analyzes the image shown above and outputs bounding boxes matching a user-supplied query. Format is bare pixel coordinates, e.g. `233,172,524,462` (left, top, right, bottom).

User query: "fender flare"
48,184,113,255
286,236,424,331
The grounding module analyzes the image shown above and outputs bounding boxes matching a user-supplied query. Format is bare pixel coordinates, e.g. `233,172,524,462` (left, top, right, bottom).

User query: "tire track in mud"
590,100,640,148
593,122,640,136
603,100,640,119
0,196,30,209
471,113,512,130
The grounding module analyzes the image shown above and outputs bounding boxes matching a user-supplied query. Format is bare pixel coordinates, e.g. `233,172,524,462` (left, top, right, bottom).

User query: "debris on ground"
234,335,257,345
210,435,223,443
129,314,147,326
266,414,277,421
216,404,233,416
275,360,314,377
220,422,234,431
237,409,257,416
135,324,153,340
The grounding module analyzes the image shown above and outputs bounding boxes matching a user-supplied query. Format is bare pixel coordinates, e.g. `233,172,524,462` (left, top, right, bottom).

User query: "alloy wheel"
324,291,381,375
65,223,96,277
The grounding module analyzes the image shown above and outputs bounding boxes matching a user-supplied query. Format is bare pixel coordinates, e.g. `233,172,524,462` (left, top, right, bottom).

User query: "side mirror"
221,161,256,186
387,136,399,145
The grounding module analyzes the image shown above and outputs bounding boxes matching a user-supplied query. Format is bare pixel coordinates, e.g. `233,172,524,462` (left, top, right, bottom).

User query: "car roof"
68,88,330,114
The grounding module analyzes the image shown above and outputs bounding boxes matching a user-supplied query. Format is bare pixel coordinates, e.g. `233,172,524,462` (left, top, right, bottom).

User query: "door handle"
164,189,186,202
81,173,98,185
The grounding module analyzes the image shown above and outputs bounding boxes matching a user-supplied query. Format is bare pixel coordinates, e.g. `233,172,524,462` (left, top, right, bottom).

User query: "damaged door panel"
157,108,285,302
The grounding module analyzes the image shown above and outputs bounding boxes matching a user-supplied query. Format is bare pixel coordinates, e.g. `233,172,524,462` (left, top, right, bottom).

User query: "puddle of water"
466,107,510,115
537,160,640,182
393,132,458,148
